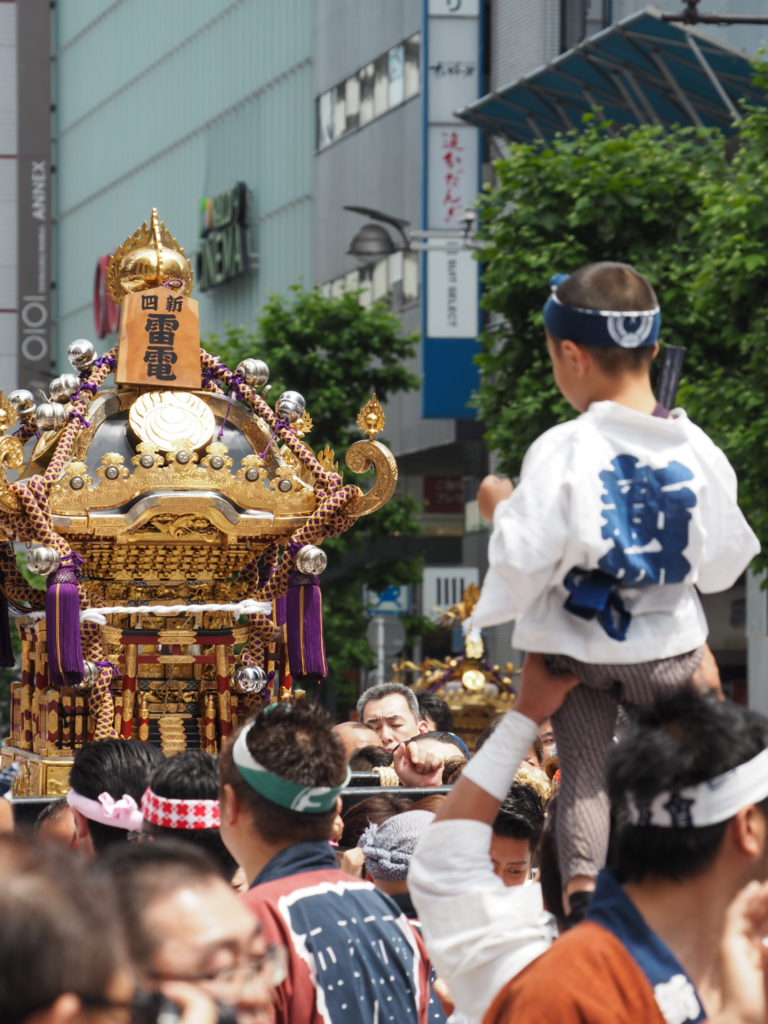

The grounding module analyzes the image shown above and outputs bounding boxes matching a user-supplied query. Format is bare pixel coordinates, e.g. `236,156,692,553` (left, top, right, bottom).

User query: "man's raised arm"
408,654,577,1021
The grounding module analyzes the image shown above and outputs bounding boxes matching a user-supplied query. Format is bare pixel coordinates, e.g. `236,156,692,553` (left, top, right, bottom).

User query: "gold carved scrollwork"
51,462,93,504
0,393,18,433
0,435,25,512
293,411,313,438
200,441,234,473
357,393,386,440
95,453,130,484
344,439,398,517
317,444,339,475
131,442,166,469
235,454,267,485
139,513,221,541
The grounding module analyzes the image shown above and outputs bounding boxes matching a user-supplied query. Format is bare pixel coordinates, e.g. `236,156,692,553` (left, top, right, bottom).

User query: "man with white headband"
218,700,445,1024
410,653,768,1024
67,737,164,854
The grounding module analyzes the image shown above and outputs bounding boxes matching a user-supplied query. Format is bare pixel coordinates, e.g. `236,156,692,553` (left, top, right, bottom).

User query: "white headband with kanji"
626,747,768,828
141,787,220,830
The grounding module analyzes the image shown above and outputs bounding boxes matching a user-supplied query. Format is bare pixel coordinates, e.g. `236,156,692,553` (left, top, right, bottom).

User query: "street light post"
344,205,480,260
662,1,768,23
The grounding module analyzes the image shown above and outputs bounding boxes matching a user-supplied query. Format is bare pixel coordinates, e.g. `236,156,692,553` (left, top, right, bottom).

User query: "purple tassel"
0,587,13,667
275,593,287,627
286,571,327,682
46,565,84,686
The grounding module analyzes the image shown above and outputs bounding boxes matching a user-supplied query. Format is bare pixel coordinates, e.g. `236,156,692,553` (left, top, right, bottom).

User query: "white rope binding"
26,599,273,625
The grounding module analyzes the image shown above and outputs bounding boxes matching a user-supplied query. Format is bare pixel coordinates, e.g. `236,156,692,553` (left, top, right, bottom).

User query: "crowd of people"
3,260,768,1023
4,669,768,1024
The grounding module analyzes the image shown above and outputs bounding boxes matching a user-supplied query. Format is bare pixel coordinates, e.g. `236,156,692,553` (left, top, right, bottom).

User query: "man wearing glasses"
104,839,282,1023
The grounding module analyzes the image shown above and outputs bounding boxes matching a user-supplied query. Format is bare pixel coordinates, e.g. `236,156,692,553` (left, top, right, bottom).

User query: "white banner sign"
427,249,478,339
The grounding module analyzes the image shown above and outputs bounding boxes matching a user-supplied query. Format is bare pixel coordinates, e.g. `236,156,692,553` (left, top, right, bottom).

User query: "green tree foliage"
207,286,424,706
475,109,768,569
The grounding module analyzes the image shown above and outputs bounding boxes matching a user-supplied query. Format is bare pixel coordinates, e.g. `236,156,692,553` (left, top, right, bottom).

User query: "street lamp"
344,204,479,262
662,0,768,23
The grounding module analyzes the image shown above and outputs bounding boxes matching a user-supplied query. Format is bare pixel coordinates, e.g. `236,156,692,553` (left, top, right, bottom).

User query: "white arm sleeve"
696,447,759,592
472,430,572,629
409,712,554,1021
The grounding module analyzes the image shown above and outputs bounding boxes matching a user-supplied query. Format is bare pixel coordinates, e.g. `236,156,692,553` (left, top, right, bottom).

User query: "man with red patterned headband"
141,750,238,882
218,701,447,1024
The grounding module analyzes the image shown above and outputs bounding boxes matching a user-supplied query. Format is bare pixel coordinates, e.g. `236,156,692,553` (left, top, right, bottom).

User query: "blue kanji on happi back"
277,879,430,1023
598,455,696,585
563,455,697,640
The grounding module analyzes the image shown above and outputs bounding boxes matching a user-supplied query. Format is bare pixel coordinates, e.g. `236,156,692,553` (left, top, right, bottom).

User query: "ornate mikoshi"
0,209,398,795
394,584,518,752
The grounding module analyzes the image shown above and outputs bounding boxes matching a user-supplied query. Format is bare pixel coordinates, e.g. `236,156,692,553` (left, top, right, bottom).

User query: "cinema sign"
196,182,252,292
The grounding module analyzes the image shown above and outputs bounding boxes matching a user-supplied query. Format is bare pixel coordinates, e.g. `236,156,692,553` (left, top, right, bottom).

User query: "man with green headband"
219,701,445,1024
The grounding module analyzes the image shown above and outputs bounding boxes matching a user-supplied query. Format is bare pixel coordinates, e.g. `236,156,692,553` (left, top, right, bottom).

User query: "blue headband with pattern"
543,273,661,349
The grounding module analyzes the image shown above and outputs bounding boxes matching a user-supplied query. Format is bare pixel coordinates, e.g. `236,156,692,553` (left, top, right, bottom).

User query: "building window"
388,44,405,107
316,34,421,151
345,75,360,133
404,33,421,99
317,90,333,150
359,62,375,125
320,252,420,310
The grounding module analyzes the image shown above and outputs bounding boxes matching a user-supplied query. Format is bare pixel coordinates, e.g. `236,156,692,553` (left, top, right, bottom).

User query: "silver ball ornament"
237,359,270,387
67,338,96,371
8,389,35,415
75,660,102,691
49,373,80,402
26,545,61,576
35,402,70,431
233,665,268,695
275,390,306,424
295,545,328,575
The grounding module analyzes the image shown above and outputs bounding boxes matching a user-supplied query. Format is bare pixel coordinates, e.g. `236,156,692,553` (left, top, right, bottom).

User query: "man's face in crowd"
490,833,533,887
142,876,277,1024
333,722,383,759
538,719,556,761
362,694,426,751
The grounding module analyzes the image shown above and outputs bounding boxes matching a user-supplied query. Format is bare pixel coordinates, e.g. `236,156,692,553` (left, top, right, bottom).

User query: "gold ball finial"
107,208,193,304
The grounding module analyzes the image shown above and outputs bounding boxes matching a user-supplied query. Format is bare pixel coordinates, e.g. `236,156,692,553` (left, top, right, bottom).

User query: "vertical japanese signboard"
16,0,53,393
116,288,201,389
423,0,481,418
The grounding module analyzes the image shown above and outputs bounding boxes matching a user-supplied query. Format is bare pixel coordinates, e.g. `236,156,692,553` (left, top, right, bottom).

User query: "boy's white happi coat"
474,401,759,664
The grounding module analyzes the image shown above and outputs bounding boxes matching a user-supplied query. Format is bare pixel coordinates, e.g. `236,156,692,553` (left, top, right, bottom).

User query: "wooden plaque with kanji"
116,287,201,389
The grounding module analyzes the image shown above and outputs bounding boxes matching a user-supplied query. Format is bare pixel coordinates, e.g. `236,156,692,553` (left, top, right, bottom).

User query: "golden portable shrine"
396,584,518,751
0,210,397,796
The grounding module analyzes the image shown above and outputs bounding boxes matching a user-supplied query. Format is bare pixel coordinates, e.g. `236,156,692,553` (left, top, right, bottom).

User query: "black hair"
100,838,227,972
406,730,466,756
349,745,394,770
339,793,414,851
474,714,505,752
219,701,346,845
34,795,70,827
416,692,454,732
69,738,165,853
492,782,545,850
142,750,238,881
0,835,126,1023
552,261,658,374
608,689,768,883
